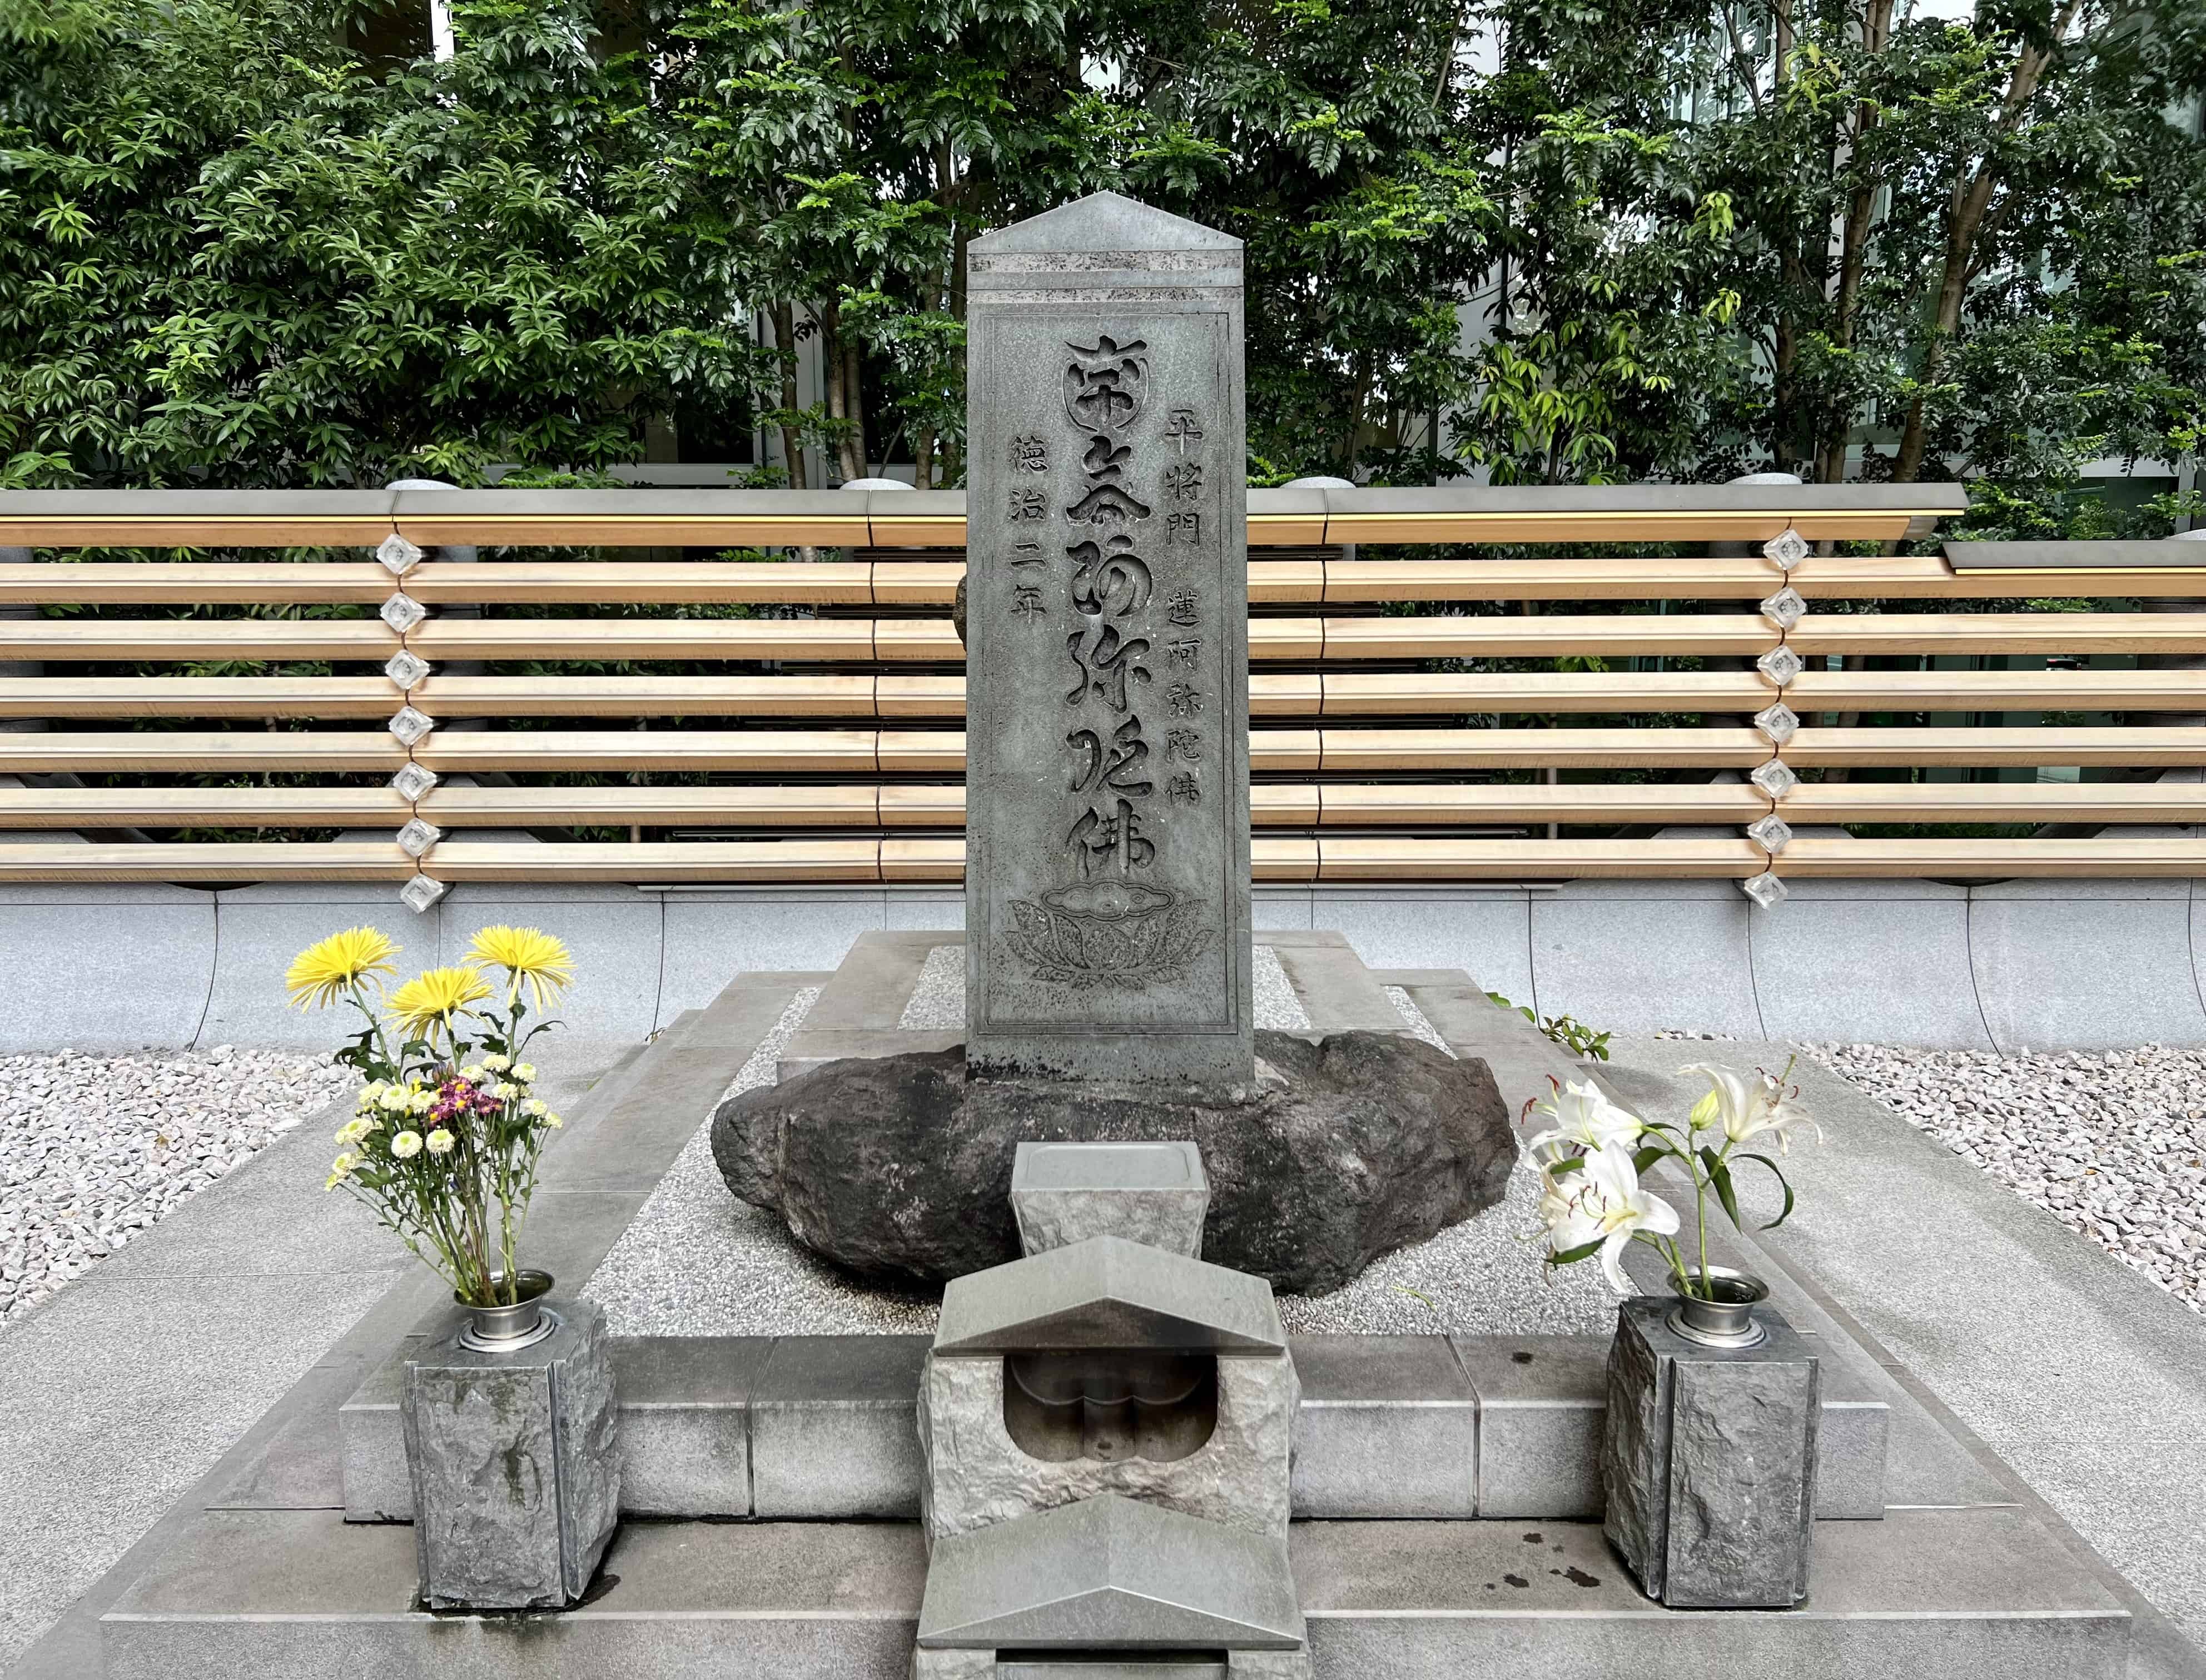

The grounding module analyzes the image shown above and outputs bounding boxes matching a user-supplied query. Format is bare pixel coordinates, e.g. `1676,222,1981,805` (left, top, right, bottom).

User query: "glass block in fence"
380,592,428,635
1762,529,1809,569
377,534,425,577
1756,645,1803,687
400,874,449,914
1746,813,1793,854
391,762,440,801
1752,702,1799,745
385,649,432,690
1760,586,1807,630
397,818,443,858
389,705,436,747
1749,757,1798,799
1741,871,1789,909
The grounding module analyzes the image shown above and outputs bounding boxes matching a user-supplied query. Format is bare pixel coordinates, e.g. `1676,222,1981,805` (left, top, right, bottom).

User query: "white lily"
1571,1141,1682,1291
1680,1062,1820,1152
1536,1166,1603,1256
1524,1076,1643,1165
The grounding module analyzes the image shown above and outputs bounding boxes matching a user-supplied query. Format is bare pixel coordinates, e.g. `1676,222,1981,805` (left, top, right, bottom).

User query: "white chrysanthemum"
425,1129,456,1156
379,1086,413,1112
336,1116,372,1145
390,1131,423,1160
522,1097,548,1117
513,1062,537,1083
494,1081,518,1101
483,1053,511,1073
460,1064,486,1082
409,1090,435,1115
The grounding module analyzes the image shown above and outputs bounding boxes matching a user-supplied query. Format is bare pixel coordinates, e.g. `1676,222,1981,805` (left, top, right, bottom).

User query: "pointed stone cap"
970,190,1241,256
917,1493,1304,1651
932,1235,1285,1356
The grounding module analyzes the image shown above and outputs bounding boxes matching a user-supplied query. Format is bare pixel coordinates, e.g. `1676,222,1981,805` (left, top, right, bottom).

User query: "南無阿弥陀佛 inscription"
963,192,1253,1089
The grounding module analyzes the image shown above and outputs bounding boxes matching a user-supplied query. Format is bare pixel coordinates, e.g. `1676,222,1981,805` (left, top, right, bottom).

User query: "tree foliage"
3,0,2202,520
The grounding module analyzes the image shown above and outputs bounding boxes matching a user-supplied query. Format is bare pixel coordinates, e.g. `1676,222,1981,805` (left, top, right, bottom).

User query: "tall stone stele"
963,191,1254,1091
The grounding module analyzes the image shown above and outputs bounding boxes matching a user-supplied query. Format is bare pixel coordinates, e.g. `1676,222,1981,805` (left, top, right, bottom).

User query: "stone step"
100,1507,2130,1680
777,930,1420,1080
339,1330,1886,1525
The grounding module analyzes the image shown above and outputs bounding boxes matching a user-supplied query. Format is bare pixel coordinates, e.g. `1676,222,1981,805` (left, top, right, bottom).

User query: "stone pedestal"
1011,1139,1210,1256
1602,1296,1821,1608
401,1298,621,1609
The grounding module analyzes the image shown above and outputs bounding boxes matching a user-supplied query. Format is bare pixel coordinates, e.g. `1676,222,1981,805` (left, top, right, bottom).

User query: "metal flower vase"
400,1273,623,1609
1601,1269,1822,1608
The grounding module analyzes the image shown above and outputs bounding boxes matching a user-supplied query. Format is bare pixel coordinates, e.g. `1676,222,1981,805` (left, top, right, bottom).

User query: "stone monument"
962,191,1254,1089
711,191,1516,1292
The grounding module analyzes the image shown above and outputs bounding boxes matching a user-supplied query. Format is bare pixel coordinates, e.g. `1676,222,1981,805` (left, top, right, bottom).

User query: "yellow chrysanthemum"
389,966,493,1038
466,925,576,1008
285,927,400,1010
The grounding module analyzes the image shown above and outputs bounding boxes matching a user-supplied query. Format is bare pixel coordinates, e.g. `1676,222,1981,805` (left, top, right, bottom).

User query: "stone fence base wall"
4,877,2194,1053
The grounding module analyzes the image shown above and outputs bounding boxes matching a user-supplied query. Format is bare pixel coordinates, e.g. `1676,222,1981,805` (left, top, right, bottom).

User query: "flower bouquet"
1539,1063,1828,1607
1530,1060,1816,1332
286,924,573,1318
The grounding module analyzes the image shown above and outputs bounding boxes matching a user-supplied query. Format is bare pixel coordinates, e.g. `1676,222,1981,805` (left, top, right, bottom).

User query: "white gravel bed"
1801,1042,2206,1315
1279,986,1621,1336
587,977,1620,1338
585,989,940,1335
0,1047,355,1329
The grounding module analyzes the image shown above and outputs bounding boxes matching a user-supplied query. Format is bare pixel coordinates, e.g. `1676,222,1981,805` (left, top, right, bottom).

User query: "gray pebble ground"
1801,1041,2206,1314
0,1047,354,1329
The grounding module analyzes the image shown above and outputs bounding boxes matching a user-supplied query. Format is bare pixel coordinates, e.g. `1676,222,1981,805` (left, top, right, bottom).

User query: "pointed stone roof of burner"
931,1235,1285,1356
917,1494,1304,1652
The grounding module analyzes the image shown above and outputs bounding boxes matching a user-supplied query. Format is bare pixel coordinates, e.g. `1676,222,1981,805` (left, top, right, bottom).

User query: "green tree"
1458,0,2206,512
2,0,766,487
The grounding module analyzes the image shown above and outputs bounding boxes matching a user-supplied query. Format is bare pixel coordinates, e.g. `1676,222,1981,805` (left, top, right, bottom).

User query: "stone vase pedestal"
1602,1296,1820,1608
401,1296,621,1610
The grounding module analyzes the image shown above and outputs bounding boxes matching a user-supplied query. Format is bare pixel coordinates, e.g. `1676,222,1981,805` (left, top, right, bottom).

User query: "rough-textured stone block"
752,1334,930,1519
400,1298,620,1609
1289,1335,1474,1519
1011,1140,1210,1257
918,1346,1297,1542
1603,1297,1820,1607
914,1649,998,1679
1226,1653,1313,1679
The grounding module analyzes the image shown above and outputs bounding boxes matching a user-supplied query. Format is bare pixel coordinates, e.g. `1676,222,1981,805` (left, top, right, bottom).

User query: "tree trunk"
841,339,867,481
1891,4,2076,484
771,301,806,490
915,425,935,490
1817,0,1895,483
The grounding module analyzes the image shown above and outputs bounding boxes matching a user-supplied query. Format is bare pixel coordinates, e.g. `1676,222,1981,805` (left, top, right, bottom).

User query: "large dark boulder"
711,1030,1515,1295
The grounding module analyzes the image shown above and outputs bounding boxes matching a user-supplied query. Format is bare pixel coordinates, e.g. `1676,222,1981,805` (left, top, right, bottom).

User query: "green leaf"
1737,1152,1797,1229
1547,1237,1603,1266
1700,1146,1744,1232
